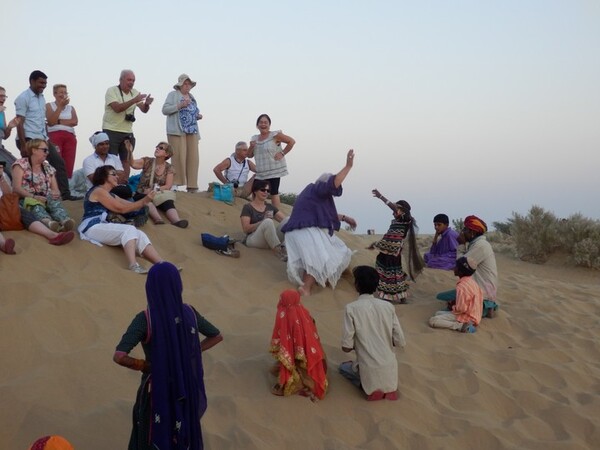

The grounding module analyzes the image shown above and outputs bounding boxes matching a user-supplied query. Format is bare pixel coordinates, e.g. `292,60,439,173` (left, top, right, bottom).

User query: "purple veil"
146,262,207,450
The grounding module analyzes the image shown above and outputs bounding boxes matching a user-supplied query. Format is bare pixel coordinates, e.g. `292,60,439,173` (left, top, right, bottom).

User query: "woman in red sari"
269,290,328,401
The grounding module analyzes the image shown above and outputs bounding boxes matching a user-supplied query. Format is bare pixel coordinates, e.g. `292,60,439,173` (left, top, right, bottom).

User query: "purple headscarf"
146,262,207,450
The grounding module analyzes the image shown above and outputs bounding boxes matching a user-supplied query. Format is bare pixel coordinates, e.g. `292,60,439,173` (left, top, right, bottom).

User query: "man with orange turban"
436,214,499,318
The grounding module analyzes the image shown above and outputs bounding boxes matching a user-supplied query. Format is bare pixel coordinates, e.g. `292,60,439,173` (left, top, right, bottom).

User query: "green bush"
572,238,600,269
507,206,600,268
452,218,463,232
493,221,513,236
511,205,561,263
279,193,297,206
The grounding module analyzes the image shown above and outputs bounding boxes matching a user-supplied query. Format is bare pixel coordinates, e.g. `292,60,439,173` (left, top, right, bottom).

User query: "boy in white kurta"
340,265,405,401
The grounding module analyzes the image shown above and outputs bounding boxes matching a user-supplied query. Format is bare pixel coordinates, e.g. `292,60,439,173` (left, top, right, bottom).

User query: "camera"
232,181,239,189
125,113,136,122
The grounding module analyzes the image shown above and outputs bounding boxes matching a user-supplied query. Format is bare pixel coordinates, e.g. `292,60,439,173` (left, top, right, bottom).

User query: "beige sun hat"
173,74,197,90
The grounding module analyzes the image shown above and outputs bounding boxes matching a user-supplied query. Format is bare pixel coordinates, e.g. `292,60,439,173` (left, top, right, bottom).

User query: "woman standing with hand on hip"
162,74,202,193
248,114,295,208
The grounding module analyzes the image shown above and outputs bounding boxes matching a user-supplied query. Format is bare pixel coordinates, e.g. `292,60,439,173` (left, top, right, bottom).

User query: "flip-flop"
2,238,16,254
173,220,189,228
48,231,74,246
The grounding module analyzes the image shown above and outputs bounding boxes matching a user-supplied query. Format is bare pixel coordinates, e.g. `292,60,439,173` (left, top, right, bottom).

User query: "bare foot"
298,286,311,296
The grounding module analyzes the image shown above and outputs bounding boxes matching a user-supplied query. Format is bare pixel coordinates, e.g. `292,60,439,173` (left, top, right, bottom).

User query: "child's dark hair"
455,257,476,277
352,266,380,294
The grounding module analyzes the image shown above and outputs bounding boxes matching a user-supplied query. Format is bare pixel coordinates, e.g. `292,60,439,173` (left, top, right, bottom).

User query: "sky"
3,0,599,233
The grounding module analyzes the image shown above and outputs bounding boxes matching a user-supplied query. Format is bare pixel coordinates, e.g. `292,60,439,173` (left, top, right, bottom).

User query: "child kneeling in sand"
339,265,406,401
429,257,483,333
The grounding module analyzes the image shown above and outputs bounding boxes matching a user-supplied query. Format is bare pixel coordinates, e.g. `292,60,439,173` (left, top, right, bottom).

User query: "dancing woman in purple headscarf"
113,262,223,449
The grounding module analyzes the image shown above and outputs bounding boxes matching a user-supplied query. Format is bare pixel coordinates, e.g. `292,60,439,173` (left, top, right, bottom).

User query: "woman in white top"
46,84,78,178
248,114,295,208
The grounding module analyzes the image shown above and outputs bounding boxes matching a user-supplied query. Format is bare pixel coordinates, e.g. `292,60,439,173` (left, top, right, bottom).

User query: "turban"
464,215,487,234
433,213,449,224
456,256,476,275
89,132,109,148
29,435,74,450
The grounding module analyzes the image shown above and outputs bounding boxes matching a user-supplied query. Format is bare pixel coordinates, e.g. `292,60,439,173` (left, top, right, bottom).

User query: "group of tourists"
3,69,501,450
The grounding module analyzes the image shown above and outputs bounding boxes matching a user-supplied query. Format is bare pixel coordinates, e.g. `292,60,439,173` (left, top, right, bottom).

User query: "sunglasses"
36,147,49,154
109,171,118,176
156,145,168,151
258,188,270,193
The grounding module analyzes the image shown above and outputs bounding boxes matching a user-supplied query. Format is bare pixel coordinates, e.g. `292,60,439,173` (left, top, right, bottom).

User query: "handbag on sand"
212,183,234,205
0,192,24,231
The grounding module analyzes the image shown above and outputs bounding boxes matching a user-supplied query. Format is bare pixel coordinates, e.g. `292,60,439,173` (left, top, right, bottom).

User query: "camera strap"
117,86,135,115
228,158,245,184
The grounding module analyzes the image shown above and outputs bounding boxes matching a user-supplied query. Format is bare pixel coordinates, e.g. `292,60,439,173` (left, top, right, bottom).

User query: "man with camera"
212,141,256,198
102,69,153,179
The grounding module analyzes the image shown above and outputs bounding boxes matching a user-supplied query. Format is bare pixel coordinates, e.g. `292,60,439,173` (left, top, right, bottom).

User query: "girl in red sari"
269,290,328,401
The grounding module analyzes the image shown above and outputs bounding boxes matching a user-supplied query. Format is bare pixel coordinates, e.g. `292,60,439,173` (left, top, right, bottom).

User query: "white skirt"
285,227,352,288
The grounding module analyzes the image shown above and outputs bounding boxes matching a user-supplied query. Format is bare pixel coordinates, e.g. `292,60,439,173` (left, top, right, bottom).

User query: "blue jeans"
338,361,361,389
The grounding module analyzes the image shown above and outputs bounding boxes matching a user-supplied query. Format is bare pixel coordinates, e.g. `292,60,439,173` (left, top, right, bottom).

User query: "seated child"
429,256,483,333
424,213,459,270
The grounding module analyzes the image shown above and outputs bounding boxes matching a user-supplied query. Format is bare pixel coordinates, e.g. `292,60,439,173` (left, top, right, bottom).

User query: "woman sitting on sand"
269,289,328,401
78,165,165,274
11,139,75,232
127,140,188,228
240,179,288,261
114,262,222,450
0,166,74,252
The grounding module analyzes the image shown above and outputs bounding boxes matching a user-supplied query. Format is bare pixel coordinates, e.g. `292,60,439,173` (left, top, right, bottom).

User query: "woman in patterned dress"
370,189,424,303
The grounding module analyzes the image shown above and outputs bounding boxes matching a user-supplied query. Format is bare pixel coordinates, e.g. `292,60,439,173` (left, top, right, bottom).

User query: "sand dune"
1,193,599,449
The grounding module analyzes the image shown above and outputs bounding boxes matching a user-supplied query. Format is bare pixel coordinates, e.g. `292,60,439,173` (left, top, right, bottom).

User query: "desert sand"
1,193,599,450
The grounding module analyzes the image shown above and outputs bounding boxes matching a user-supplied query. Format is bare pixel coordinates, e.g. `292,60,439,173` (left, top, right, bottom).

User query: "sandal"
1,238,16,255
153,219,166,225
173,220,189,228
48,231,74,246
